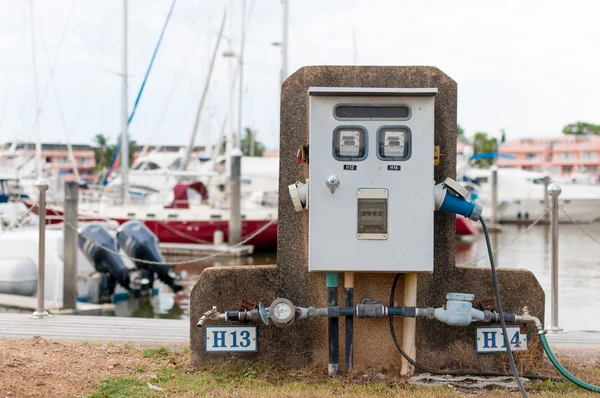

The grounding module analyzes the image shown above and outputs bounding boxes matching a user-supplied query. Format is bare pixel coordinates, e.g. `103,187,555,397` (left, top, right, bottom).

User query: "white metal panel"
308,91,435,272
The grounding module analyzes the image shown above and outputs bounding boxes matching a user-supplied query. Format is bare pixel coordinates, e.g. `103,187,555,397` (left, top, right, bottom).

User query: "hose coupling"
415,307,435,319
356,300,387,318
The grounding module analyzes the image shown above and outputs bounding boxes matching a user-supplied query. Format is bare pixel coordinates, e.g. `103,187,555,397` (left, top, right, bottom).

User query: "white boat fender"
0,257,37,296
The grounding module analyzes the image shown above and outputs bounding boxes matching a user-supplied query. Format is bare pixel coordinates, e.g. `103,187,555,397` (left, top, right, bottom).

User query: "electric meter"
269,298,296,328
333,126,367,161
378,127,411,160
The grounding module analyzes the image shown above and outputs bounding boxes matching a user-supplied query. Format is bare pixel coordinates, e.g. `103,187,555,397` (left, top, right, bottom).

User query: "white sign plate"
205,325,258,353
476,326,527,353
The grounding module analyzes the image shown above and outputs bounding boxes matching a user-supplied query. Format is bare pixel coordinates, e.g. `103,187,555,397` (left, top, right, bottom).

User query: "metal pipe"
326,272,339,376
229,149,242,245
236,0,246,151
548,183,563,332
32,179,50,319
490,166,498,225
62,181,79,310
29,0,43,180
344,272,354,373
543,175,550,221
280,0,288,86
120,0,129,204
225,0,234,179
182,10,227,170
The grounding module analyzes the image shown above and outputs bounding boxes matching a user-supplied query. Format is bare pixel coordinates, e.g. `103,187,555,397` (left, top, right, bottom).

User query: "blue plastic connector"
440,193,476,219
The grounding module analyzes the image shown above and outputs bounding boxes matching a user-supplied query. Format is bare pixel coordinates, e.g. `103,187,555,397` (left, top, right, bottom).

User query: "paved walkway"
0,313,188,343
1,313,599,347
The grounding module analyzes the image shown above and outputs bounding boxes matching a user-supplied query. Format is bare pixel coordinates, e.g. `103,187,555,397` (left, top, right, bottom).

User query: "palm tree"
93,133,109,171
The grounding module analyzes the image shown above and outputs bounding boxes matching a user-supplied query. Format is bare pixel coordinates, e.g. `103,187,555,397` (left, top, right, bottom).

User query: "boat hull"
24,200,279,251
455,216,478,236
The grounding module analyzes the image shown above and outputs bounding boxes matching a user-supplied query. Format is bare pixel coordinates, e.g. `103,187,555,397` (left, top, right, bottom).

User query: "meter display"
268,298,296,328
273,302,292,319
378,127,411,160
333,126,367,161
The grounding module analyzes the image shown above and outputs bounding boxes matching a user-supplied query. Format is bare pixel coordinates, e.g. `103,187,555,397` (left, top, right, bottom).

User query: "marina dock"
0,293,113,315
159,242,254,258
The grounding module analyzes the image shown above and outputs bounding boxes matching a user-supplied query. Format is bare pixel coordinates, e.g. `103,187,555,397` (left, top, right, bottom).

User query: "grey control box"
308,87,436,272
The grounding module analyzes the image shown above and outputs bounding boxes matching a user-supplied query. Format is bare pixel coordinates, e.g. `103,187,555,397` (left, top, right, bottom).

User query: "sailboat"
24,2,279,251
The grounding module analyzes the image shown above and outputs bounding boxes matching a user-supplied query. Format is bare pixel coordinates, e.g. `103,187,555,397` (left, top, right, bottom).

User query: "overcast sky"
0,0,599,150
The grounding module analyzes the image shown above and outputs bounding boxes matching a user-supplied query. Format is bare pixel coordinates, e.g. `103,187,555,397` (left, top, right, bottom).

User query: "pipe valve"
197,306,223,328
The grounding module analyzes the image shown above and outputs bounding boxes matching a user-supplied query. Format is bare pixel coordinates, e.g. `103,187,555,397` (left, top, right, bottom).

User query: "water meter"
307,87,436,272
269,298,296,328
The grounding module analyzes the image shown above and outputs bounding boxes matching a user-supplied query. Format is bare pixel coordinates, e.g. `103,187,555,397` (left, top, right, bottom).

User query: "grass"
90,377,148,398
89,346,600,397
142,346,171,359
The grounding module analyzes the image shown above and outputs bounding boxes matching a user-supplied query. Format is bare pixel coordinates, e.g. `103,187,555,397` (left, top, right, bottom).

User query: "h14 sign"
475,326,528,353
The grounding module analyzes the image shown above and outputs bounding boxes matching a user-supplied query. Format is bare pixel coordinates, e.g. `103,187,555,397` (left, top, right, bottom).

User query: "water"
111,253,277,320
28,225,600,332
457,223,600,331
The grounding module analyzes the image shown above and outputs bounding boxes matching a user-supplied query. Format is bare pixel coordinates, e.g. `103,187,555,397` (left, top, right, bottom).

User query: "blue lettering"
483,331,497,349
240,330,251,348
510,331,521,348
230,331,239,348
212,330,226,348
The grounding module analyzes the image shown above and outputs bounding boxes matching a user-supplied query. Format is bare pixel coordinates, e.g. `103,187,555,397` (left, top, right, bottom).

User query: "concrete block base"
190,66,545,372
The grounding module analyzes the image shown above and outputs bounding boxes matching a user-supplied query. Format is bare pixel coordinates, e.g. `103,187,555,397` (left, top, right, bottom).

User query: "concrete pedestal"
190,66,544,371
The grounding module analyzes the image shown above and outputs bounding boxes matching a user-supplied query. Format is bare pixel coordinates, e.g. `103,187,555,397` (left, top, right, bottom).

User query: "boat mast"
120,0,129,204
236,0,246,152
225,0,234,177
281,0,288,86
29,0,42,179
181,10,227,171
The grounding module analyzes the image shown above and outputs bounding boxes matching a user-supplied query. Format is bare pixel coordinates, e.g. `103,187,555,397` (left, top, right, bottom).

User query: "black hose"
480,218,528,397
388,274,560,382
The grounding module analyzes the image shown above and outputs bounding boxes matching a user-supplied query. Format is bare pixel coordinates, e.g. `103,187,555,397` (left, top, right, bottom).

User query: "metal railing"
548,183,562,332
22,180,600,323
31,179,51,319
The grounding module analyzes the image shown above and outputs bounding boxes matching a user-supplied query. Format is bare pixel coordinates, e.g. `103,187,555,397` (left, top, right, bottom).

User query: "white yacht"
464,168,600,223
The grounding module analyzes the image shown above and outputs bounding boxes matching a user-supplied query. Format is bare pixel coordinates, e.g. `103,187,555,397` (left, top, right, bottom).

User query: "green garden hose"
539,333,600,393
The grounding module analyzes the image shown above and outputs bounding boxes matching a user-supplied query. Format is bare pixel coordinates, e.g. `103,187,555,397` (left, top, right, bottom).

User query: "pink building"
1,142,96,181
496,135,600,177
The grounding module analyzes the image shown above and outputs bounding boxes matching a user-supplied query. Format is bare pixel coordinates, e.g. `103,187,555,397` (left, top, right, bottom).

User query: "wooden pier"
0,293,113,315
159,242,253,258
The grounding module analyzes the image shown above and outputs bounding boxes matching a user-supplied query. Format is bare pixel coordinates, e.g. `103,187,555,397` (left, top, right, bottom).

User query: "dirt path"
0,337,158,397
1,337,599,397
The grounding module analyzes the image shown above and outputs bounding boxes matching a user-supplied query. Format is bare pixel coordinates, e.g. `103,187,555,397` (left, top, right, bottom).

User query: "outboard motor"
79,223,142,301
117,221,183,293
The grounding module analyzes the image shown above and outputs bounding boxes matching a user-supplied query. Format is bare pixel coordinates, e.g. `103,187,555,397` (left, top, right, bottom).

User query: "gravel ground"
0,337,160,397
1,337,599,397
